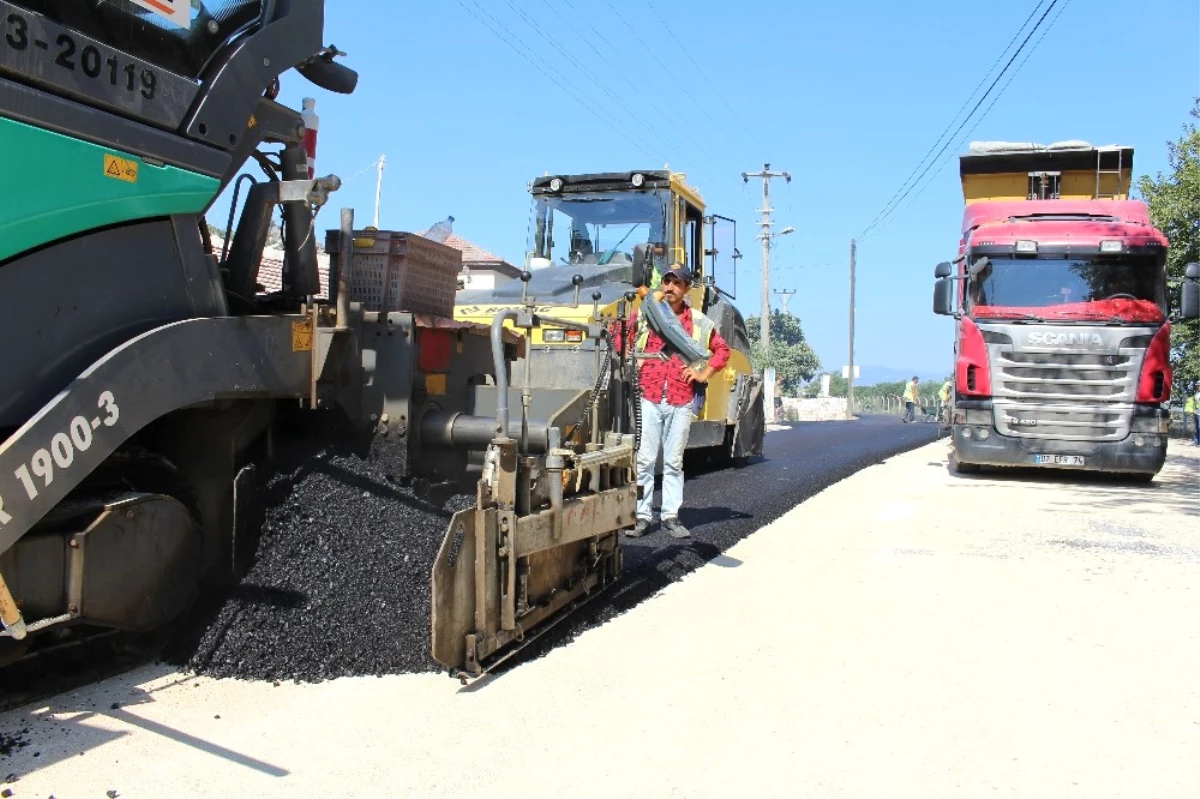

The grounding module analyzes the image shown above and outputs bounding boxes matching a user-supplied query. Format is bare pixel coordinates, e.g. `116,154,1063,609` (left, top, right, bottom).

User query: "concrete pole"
760,172,772,351
373,154,386,229
741,163,792,354
847,238,856,419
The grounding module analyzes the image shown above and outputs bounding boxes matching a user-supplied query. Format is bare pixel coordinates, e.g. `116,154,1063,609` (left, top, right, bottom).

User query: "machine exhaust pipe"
421,411,551,453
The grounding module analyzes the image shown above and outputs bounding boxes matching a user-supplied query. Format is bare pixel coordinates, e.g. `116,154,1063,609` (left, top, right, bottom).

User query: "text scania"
1026,332,1104,347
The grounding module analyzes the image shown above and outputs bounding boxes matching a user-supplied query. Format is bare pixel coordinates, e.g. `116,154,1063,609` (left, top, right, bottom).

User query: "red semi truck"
933,141,1200,480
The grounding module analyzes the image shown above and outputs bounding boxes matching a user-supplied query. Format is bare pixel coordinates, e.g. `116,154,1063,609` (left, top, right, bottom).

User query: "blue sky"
207,0,1199,376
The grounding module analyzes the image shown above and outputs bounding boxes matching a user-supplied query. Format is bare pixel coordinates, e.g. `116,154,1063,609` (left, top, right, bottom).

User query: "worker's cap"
662,264,694,285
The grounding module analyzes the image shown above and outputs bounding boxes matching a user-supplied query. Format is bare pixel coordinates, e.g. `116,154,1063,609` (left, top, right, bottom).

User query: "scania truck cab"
932,141,1199,479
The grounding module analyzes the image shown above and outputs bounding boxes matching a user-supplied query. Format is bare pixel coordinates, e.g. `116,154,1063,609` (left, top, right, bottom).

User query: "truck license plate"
1033,454,1085,466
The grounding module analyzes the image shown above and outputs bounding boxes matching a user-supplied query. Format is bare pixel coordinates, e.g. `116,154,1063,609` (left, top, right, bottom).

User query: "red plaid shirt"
611,305,731,407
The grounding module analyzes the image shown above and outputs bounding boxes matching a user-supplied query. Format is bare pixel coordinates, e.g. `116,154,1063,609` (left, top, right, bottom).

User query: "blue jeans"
637,398,693,522
1193,413,1199,444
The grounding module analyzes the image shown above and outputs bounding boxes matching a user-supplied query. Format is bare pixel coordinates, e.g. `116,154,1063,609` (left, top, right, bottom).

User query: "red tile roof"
210,234,331,297
434,233,522,277
440,233,504,264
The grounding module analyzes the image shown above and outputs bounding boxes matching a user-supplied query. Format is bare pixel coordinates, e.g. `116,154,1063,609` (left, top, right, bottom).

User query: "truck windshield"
528,190,669,270
968,255,1166,322
13,1,264,79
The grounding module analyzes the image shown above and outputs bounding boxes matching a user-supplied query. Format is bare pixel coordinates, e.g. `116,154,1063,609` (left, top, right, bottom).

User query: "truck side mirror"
934,261,953,279
1181,264,1200,320
933,277,956,316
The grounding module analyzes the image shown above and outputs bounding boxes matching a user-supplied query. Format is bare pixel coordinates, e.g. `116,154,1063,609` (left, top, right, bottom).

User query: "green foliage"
804,373,952,403
1136,99,1200,398
746,309,822,392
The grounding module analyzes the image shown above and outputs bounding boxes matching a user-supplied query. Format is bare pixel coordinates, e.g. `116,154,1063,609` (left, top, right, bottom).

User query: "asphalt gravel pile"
165,432,472,682
0,728,29,757
164,414,931,682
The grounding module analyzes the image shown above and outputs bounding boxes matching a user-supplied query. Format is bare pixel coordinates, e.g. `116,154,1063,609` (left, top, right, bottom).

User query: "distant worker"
613,264,730,539
1187,385,1199,445
903,375,919,423
938,377,952,422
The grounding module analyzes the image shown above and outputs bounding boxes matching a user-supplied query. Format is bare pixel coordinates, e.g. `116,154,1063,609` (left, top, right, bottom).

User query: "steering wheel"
1103,293,1138,301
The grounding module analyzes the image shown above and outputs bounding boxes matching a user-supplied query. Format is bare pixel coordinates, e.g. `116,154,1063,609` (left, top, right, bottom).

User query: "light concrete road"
3,440,1197,799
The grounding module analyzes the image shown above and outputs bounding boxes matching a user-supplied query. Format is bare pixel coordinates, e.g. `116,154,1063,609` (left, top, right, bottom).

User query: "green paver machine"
0,1,640,680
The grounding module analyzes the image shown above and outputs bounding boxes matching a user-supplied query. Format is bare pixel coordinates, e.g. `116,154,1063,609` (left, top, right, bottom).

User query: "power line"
855,1,1047,240
857,0,1057,240
600,0,746,175
640,0,767,154
457,0,749,242
513,0,732,193
860,0,1060,240
864,0,1073,239
453,0,660,163
502,2,683,161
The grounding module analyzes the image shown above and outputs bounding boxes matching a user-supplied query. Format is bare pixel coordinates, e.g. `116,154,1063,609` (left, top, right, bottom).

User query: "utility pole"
742,164,792,353
773,288,796,315
373,154,386,228
847,238,856,419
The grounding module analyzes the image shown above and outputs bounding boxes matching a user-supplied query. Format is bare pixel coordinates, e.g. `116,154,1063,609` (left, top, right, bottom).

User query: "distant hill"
855,365,950,385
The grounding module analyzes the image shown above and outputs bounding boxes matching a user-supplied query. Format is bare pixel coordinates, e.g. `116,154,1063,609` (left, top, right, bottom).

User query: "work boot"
661,517,690,539
626,519,651,538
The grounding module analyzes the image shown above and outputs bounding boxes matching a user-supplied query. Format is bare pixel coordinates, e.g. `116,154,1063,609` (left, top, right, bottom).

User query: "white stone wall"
780,397,852,422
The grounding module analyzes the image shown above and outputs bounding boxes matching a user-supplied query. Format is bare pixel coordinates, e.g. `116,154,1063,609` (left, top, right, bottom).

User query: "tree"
1137,99,1200,398
746,309,821,393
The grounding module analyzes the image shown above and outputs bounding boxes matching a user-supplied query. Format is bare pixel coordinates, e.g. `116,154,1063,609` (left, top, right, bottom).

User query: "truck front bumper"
951,424,1168,475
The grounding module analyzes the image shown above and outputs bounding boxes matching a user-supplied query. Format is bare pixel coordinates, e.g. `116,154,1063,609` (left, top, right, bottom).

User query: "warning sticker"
127,0,192,29
425,373,447,396
103,154,139,183
291,321,313,352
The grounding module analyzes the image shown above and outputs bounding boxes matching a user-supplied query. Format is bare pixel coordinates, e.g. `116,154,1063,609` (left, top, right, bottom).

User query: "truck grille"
992,350,1137,442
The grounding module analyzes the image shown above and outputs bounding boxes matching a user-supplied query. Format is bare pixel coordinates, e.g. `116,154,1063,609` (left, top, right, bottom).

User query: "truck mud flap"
0,316,315,555
731,375,764,459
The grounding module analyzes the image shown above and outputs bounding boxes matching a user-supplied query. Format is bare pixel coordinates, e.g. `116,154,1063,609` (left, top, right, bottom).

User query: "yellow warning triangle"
106,159,122,177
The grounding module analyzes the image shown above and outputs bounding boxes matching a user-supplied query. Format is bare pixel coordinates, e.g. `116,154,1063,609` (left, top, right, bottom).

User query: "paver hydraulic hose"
641,296,710,370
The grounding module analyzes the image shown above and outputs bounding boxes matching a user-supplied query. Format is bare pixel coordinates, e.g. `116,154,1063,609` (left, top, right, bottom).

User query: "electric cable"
863,0,1072,241
454,0,662,163
857,0,1058,240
